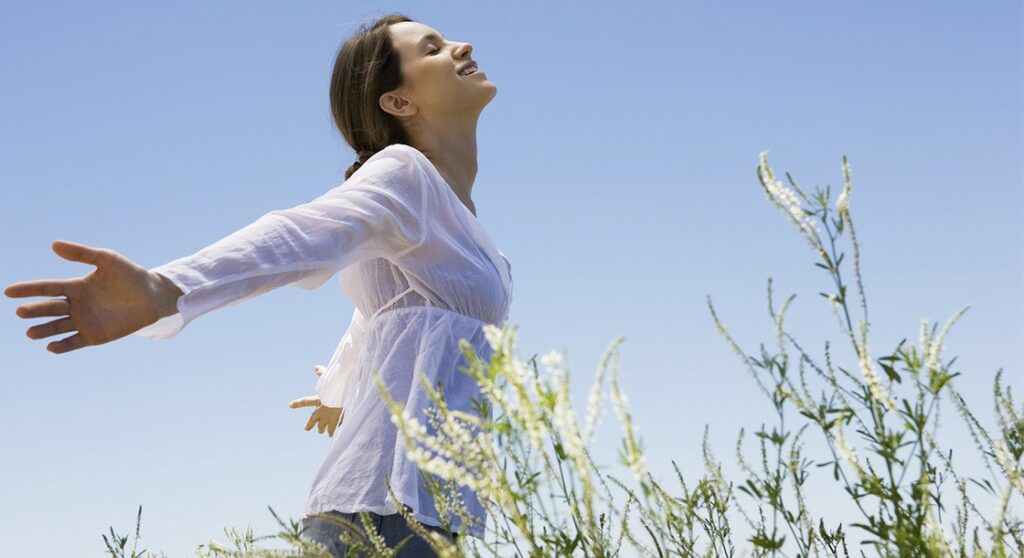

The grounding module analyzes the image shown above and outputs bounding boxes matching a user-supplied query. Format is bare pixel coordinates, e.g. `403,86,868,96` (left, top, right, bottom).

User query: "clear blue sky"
1,2,1020,555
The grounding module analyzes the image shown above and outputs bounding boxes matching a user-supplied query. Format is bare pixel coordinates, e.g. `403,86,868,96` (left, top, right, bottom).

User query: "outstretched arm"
7,146,430,351
5,240,185,354
129,175,427,341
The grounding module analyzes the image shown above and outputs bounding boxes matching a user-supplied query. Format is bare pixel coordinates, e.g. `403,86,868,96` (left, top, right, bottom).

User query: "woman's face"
382,21,496,122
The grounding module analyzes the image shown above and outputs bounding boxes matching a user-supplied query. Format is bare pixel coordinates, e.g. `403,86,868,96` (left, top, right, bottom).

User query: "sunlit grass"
104,153,1023,557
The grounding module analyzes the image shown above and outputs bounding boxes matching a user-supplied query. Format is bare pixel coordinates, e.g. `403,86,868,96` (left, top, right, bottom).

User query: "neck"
409,115,481,216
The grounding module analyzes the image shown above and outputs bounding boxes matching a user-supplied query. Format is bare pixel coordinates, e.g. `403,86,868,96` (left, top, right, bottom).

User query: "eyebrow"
417,33,446,47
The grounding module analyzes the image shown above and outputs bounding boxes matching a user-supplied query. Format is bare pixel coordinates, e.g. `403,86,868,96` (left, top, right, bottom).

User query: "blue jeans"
300,509,457,557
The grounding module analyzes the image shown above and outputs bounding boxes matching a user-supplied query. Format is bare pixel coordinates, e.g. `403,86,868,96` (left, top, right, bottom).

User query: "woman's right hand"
4,240,183,354
289,365,345,437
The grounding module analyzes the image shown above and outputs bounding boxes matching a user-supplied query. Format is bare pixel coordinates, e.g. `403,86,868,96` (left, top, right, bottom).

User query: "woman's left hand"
289,364,344,437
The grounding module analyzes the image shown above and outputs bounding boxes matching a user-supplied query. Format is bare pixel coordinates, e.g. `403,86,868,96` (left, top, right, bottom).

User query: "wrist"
148,271,183,319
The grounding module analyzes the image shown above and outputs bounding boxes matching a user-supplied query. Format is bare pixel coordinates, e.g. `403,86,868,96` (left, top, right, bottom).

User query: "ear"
379,91,417,118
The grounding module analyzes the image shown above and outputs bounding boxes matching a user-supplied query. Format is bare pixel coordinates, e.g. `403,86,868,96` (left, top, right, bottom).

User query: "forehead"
388,21,444,49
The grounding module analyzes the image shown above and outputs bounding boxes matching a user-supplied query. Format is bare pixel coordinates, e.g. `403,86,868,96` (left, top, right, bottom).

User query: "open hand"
289,364,344,437
5,240,181,354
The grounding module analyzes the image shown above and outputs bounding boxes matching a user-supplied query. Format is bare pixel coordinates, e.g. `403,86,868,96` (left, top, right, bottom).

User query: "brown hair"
330,13,415,181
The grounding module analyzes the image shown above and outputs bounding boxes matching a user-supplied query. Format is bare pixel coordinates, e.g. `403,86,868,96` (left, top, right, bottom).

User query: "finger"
47,333,89,354
314,365,326,376
5,279,73,299
26,316,75,340
15,299,71,319
51,240,110,266
305,412,317,431
289,396,320,409
318,420,326,434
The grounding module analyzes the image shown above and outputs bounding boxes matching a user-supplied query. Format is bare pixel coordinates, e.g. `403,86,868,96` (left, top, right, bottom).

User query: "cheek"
408,64,467,109
431,64,459,86
424,67,465,98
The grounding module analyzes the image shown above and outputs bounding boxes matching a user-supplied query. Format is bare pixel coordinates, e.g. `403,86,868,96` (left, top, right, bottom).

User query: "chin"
482,82,498,102
467,86,496,112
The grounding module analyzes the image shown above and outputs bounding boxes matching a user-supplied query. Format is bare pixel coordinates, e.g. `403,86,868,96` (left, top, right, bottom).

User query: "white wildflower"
925,322,943,376
483,323,503,352
582,378,604,445
541,349,564,371
993,439,1024,494
519,390,545,451
614,389,628,410
628,449,646,482
911,317,930,381
923,501,952,553
358,510,390,552
835,182,850,217
508,357,531,386
921,306,970,386
624,446,646,483
758,151,820,242
994,439,1012,473
860,335,892,409
553,394,583,459
919,318,929,358
824,292,846,332
926,343,940,377
834,428,865,481
609,381,645,482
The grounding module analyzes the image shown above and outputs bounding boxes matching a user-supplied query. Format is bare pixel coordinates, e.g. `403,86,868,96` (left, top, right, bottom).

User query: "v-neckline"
409,148,479,220
397,143,511,300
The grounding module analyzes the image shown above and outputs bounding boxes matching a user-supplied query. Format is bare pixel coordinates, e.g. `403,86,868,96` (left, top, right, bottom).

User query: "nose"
455,42,473,60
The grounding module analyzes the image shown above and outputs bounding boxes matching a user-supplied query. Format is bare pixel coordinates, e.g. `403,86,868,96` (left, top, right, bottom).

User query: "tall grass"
104,153,1022,557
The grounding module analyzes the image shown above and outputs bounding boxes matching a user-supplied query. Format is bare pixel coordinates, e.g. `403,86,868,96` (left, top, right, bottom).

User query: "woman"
4,13,508,557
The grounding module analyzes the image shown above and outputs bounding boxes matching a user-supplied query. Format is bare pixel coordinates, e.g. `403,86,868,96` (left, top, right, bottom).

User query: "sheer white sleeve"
315,307,369,408
132,165,428,340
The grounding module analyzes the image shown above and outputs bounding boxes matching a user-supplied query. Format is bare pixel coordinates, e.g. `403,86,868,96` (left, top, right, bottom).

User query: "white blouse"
132,143,512,538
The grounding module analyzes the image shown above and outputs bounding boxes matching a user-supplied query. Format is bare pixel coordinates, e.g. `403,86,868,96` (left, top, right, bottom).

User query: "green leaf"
930,371,961,393
880,362,901,383
749,531,786,550
821,251,834,268
745,479,763,499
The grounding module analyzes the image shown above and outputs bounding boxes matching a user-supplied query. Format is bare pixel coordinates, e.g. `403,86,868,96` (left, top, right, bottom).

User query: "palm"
5,240,164,353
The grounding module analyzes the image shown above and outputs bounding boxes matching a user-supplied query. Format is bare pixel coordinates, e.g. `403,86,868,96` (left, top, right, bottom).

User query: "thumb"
52,240,108,266
289,396,321,409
